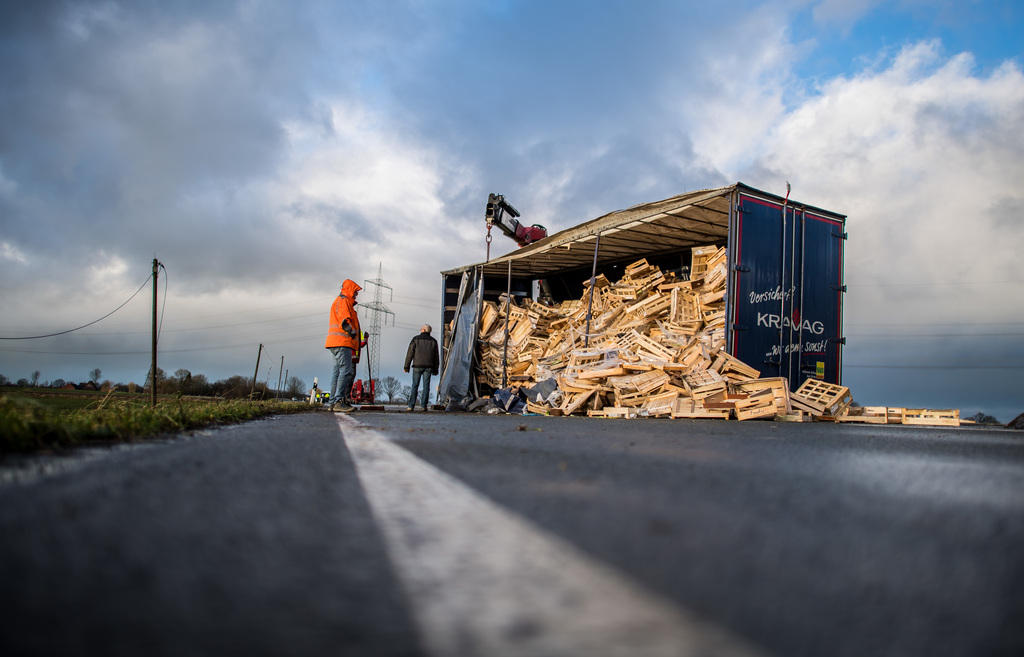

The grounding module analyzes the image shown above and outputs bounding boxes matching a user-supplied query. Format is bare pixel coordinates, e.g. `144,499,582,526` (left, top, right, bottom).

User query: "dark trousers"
409,367,432,409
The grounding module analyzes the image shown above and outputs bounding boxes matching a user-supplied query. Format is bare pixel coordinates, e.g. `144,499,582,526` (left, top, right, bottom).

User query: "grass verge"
0,392,314,454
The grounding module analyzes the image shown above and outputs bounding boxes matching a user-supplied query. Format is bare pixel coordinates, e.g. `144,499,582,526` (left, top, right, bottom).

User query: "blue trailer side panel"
730,193,845,389
794,209,845,385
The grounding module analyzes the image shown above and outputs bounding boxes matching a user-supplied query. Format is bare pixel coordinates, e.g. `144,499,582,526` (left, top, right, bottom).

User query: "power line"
0,334,321,356
392,297,438,310
846,320,1024,327
845,364,1024,370
847,280,1023,288
847,332,1024,338
65,313,322,337
0,319,426,356
0,273,153,340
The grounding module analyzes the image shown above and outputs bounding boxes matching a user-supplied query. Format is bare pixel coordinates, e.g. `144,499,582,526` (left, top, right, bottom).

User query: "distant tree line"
0,368,306,400
2,369,434,404
376,375,421,405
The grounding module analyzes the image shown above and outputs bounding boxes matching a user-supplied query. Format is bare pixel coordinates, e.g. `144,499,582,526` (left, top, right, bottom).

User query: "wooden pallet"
588,406,634,419
525,400,552,415
902,408,960,427
711,351,760,380
608,369,669,395
642,391,679,417
671,398,730,419
835,406,889,424
560,388,597,415
774,410,812,422
791,379,852,416
684,369,727,400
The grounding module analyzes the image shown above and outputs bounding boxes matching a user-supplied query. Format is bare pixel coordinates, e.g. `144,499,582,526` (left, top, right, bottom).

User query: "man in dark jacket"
404,324,439,411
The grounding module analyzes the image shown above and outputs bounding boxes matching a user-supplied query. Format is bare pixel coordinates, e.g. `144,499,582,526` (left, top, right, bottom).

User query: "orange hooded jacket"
325,279,363,356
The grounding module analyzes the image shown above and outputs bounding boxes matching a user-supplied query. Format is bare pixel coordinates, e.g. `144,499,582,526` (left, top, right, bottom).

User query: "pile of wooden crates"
473,247,959,427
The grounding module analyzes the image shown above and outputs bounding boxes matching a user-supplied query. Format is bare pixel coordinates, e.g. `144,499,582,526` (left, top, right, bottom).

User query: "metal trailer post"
796,208,807,382
836,219,847,385
725,190,738,354
583,233,601,348
501,259,512,388
440,273,446,358
777,195,788,378
787,203,798,385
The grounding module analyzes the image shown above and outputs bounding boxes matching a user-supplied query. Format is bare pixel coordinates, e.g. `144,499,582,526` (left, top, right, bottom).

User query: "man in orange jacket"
325,279,365,412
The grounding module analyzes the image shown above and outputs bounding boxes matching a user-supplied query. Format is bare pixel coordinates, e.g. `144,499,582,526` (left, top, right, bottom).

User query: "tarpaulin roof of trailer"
441,182,845,279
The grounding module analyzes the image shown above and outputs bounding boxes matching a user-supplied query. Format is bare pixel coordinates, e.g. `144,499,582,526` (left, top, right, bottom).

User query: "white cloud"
276,100,482,282
61,1,121,41
676,7,803,175
0,162,16,198
1,241,28,264
722,40,1024,411
282,103,445,227
747,40,1024,313
87,252,129,286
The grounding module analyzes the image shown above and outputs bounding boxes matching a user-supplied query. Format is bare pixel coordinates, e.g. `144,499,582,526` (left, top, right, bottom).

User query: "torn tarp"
436,275,479,410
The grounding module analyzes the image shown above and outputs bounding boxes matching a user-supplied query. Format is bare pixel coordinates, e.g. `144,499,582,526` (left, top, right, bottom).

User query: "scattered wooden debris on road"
474,248,959,427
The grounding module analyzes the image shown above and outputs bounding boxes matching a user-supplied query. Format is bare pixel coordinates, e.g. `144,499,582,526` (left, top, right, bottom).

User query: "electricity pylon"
361,262,395,384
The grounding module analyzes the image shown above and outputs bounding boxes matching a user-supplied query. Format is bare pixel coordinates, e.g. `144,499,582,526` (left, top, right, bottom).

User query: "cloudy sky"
1,0,1022,420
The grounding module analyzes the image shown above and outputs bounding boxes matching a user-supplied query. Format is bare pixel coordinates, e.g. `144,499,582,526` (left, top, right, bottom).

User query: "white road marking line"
337,415,763,657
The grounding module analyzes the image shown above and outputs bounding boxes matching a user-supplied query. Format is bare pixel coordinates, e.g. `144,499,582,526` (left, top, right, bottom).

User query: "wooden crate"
733,389,776,421
734,378,790,414
690,246,718,280
703,392,748,410
736,404,777,421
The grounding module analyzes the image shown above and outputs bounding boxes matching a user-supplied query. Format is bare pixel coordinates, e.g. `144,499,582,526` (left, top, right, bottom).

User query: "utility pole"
362,263,395,392
276,356,284,399
250,343,263,400
283,368,289,398
151,258,159,408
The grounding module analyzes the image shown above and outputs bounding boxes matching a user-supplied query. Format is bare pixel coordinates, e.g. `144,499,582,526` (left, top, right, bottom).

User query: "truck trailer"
438,182,846,405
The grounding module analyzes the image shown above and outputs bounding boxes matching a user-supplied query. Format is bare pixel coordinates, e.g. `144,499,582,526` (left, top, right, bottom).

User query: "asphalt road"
0,411,1022,656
